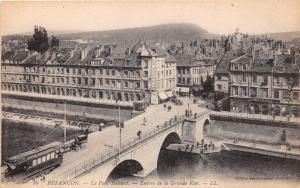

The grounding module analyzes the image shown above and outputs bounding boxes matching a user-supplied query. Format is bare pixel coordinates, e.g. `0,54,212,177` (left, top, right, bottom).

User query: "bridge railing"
210,111,300,123
50,111,209,180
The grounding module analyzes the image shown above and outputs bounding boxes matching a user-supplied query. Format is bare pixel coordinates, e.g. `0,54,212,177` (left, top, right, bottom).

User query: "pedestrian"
212,144,215,151
137,130,142,139
201,139,204,145
163,104,166,110
143,117,147,126
189,109,192,116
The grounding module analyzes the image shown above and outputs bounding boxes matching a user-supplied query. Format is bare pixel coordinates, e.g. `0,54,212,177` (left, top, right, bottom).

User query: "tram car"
3,141,64,181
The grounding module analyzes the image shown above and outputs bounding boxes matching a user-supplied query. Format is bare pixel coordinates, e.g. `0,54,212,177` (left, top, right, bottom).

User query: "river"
146,149,300,183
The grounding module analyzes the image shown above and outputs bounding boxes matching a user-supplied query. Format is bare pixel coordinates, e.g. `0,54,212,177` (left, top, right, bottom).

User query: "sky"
1,0,300,36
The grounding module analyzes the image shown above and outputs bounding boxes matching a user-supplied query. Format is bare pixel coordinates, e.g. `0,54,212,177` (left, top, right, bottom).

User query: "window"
66,68,69,74
106,80,110,87
241,87,247,96
144,81,148,89
262,89,268,98
91,78,95,86
46,154,51,160
78,68,82,74
78,77,81,85
274,76,279,85
242,74,247,83
144,71,148,77
124,81,128,88
136,82,140,89
106,69,110,76
217,84,221,90
253,75,257,83
51,152,55,159
233,87,238,95
84,78,88,85
98,78,103,86
144,60,148,68
250,88,257,97
282,90,289,99
293,92,299,100
243,64,246,70
262,75,268,85
112,70,115,76
124,71,128,77
217,75,221,80
85,68,88,75
274,90,279,99
32,159,37,166
99,69,103,75
111,80,116,87
37,158,41,165
234,64,238,70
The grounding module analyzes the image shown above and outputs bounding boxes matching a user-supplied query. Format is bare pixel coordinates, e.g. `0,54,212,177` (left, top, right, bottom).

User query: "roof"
215,51,237,74
1,50,28,62
232,53,300,73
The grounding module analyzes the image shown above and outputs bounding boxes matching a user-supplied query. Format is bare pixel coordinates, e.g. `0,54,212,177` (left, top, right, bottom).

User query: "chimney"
125,47,130,55
45,50,50,59
274,54,278,65
81,48,86,60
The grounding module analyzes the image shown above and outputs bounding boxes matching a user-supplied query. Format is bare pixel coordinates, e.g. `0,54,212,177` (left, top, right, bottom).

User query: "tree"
203,75,214,92
27,25,49,53
50,35,59,50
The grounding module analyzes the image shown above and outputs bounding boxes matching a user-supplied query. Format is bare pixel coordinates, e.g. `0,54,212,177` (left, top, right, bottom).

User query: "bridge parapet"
210,111,300,126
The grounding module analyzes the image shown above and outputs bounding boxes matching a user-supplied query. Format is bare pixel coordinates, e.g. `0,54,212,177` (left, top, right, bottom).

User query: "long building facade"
1,42,178,109
229,52,300,117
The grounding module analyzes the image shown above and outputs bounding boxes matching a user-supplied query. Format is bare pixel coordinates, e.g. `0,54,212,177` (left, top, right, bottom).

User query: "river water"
146,149,300,184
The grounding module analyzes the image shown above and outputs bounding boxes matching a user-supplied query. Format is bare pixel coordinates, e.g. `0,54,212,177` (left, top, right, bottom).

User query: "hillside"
57,23,210,43
266,31,300,42
288,37,300,47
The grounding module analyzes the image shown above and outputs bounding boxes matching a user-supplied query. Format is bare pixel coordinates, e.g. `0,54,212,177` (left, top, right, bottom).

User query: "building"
1,41,178,109
1,46,145,109
229,51,300,117
129,42,177,104
176,54,216,96
214,51,238,110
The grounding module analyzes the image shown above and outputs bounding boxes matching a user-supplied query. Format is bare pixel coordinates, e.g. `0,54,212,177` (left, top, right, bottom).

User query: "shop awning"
180,87,190,93
165,91,174,98
158,92,168,100
192,86,203,92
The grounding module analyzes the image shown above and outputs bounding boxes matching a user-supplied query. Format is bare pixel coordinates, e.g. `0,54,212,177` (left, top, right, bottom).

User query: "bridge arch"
157,132,181,177
106,159,143,182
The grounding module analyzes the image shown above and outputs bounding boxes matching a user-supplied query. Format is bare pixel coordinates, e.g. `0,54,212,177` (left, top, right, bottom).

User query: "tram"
3,141,64,181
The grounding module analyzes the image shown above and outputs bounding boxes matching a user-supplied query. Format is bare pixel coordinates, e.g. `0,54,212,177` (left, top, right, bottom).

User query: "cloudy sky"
1,0,300,35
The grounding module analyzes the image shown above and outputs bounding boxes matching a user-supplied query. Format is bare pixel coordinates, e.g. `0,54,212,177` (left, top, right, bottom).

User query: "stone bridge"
52,111,210,182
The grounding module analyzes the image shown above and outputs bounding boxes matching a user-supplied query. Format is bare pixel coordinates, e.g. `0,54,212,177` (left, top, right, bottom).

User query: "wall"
2,96,133,121
206,119,300,146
